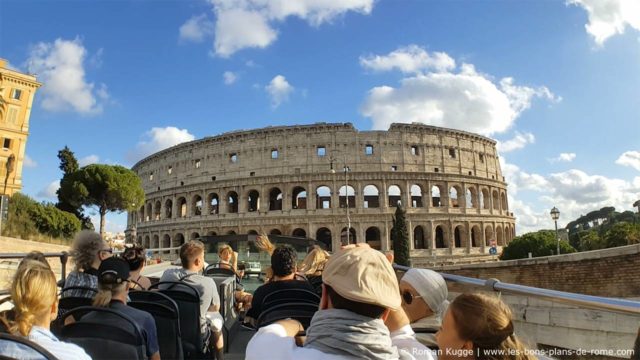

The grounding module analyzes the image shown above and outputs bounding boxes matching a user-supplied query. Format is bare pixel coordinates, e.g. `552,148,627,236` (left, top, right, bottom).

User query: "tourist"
254,234,275,282
299,246,330,296
63,231,112,298
122,244,151,290
436,292,535,360
160,240,224,360
0,260,91,360
246,245,421,360
217,244,253,310
245,245,315,325
18,251,50,270
399,268,449,348
84,257,160,359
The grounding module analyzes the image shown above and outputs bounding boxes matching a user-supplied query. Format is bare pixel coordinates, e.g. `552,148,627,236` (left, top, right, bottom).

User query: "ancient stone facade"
127,123,516,259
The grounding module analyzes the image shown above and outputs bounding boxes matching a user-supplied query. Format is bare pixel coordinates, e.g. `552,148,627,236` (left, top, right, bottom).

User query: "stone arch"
137,236,143,247
190,232,200,240
454,225,467,248
270,229,282,235
481,188,490,209
247,189,260,212
435,226,446,248
485,225,494,246
292,186,307,209
388,185,402,207
471,225,481,247
177,197,187,218
501,192,508,211
431,185,444,207
496,225,504,246
269,187,283,211
492,190,500,210
450,185,462,208
467,187,478,208
164,199,173,219
410,184,423,208
145,235,152,249
146,202,153,221
315,227,332,251
154,200,161,220
292,228,306,238
247,230,258,235
207,231,218,236
316,186,331,209
227,191,238,213
227,230,237,235
363,184,380,208
414,226,426,249
138,205,145,222
171,233,183,248
192,195,203,216
161,234,170,254
338,185,356,208
340,227,357,245
365,227,381,250
208,193,219,215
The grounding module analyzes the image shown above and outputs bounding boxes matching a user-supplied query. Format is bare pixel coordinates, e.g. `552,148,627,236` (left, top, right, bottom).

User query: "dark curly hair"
271,246,297,277
122,245,145,271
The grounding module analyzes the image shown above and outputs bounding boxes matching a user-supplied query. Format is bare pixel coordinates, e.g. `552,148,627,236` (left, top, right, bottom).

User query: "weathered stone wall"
0,236,69,290
128,123,515,257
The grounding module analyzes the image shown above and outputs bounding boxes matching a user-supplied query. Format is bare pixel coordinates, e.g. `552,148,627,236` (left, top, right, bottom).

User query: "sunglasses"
402,290,423,305
100,248,113,254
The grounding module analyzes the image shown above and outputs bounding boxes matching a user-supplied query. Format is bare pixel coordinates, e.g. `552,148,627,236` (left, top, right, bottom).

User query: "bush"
2,193,80,241
604,222,640,248
501,230,575,260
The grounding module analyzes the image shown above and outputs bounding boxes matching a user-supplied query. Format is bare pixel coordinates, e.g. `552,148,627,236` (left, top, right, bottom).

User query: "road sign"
489,246,497,255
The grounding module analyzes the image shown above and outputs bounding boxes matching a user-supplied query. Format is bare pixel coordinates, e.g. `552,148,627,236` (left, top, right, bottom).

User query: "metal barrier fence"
393,264,640,316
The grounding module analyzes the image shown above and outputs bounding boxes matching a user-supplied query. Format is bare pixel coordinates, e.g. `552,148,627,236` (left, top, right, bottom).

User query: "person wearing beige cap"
246,245,429,360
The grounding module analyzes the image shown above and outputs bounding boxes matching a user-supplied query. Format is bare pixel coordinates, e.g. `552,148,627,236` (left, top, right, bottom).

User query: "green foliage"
56,146,94,231
58,164,144,236
603,222,640,248
58,146,79,175
501,230,575,260
3,193,80,241
391,204,410,266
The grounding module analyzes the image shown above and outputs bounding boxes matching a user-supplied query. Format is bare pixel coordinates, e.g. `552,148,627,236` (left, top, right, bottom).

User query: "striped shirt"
0,326,92,360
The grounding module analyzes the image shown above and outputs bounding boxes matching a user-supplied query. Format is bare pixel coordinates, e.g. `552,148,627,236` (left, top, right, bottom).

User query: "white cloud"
360,45,456,74
361,60,559,135
568,0,640,45
128,126,196,163
265,75,294,108
615,150,640,171
497,132,535,153
179,14,215,43
501,158,549,195
549,152,577,163
26,37,107,114
223,71,238,85
89,214,126,233
78,154,100,167
37,180,60,200
23,155,37,168
204,0,374,57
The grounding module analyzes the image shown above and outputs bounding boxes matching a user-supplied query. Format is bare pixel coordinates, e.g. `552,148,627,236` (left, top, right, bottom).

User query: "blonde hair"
10,261,58,336
299,246,329,276
218,244,233,258
255,234,275,255
449,293,535,360
93,281,127,308
71,231,106,271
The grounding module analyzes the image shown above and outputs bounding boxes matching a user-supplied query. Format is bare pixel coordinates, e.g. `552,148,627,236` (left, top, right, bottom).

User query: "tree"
58,164,145,238
3,193,80,241
390,204,410,266
501,230,575,260
604,222,640,248
56,146,94,230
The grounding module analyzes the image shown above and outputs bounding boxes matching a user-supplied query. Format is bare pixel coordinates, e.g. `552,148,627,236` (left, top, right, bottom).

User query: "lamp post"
550,206,560,255
330,152,351,245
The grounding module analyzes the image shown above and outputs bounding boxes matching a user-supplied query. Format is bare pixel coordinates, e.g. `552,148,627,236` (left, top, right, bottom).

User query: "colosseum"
126,122,516,263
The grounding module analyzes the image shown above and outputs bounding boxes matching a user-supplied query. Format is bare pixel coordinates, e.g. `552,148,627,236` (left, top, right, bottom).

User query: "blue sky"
1,0,639,234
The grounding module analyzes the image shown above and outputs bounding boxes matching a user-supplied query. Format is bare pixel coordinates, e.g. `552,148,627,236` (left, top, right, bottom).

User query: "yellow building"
0,58,41,196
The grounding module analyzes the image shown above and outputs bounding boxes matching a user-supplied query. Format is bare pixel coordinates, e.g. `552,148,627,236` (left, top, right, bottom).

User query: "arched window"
339,185,355,208
316,228,332,251
388,185,402,207
435,226,446,248
247,190,260,212
431,186,442,207
363,185,379,208
365,227,381,250
410,185,423,208
177,197,187,218
316,186,331,209
292,187,307,209
227,192,238,213
340,227,357,245
414,226,426,249
164,199,173,219
292,228,306,238
192,195,203,216
208,193,219,215
269,188,283,211
450,186,460,208
154,200,161,220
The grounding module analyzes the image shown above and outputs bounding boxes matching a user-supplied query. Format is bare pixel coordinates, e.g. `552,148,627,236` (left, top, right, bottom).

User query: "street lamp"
550,206,560,255
330,153,351,245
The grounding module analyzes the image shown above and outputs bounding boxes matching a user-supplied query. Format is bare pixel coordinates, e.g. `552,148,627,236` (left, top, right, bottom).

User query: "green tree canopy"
501,230,575,260
58,164,144,237
603,222,640,248
391,204,410,266
56,146,94,230
58,146,79,175
3,193,80,240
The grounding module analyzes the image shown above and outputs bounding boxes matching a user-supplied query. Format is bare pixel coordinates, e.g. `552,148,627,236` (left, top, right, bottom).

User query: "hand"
384,307,410,333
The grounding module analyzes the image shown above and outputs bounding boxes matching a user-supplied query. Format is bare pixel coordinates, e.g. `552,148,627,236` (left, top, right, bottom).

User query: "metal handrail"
393,264,640,316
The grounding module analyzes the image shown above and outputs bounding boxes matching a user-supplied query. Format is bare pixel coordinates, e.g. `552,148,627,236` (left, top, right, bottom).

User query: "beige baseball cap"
322,246,401,310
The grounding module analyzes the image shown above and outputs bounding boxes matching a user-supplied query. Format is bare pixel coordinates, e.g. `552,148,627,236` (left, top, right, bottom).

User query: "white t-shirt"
391,324,438,360
246,323,419,360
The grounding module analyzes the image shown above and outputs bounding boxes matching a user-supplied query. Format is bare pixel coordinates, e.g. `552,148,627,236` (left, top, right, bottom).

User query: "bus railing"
393,264,640,316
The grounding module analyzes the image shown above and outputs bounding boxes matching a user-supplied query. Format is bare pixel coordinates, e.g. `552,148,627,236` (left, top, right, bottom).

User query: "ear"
461,340,474,351
51,299,59,318
380,308,391,322
320,284,329,310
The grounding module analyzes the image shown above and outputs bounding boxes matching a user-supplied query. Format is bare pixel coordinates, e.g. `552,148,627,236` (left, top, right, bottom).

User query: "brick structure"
126,123,515,261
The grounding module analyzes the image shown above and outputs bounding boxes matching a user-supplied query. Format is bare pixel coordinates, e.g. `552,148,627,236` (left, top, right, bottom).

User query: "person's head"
10,260,58,336
400,268,449,323
299,246,329,276
436,293,534,360
122,244,146,272
320,246,401,320
93,257,130,307
71,230,111,271
271,246,297,278
218,244,233,262
180,240,206,271
18,251,50,271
